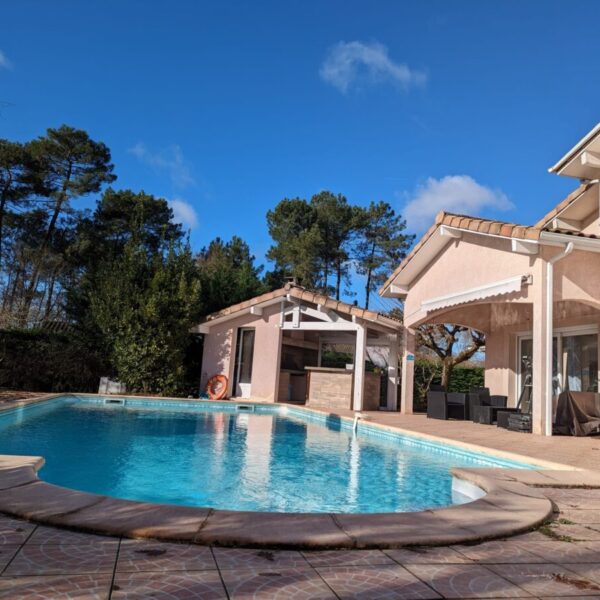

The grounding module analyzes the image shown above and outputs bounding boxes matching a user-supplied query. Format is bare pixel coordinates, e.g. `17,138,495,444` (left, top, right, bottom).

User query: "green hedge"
0,329,107,393
413,359,484,411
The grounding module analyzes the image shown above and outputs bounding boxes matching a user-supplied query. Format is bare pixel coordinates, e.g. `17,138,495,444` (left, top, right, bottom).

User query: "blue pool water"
0,396,534,513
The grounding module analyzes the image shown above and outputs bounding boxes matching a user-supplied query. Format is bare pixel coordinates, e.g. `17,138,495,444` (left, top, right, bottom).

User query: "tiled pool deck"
3,496,600,599
3,394,600,597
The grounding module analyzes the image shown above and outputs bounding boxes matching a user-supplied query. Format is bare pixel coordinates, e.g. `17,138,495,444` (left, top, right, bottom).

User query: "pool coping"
0,453,558,549
0,392,578,548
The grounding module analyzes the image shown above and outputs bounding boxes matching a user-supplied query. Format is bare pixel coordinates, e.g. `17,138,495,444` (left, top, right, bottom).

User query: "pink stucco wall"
404,232,536,329
200,303,282,401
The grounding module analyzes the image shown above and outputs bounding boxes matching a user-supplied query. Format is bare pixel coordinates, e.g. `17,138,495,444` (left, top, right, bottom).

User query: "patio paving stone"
116,539,216,572
488,563,600,597
0,544,21,570
404,563,530,598
0,515,35,545
385,546,470,564
4,542,119,576
27,526,114,546
509,531,556,543
302,549,394,567
316,564,441,599
220,566,337,599
515,541,600,563
214,547,309,570
452,541,547,564
542,490,600,510
541,523,600,541
0,573,112,599
111,570,227,599
558,509,600,524
560,563,600,586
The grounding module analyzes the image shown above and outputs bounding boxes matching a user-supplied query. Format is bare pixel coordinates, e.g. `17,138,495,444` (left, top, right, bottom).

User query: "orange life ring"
206,374,228,400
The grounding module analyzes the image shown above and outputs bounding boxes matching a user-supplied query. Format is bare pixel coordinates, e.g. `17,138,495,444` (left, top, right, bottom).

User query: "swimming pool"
0,395,535,513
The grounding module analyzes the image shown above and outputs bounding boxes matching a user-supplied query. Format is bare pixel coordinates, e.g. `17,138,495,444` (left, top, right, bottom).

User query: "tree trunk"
441,359,454,390
44,271,57,320
364,268,372,309
364,243,376,309
335,260,341,300
19,198,66,325
0,189,8,273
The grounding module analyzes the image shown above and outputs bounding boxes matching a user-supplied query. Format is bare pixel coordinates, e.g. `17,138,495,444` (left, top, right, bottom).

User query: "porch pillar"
352,324,367,411
532,261,552,435
387,333,400,410
401,328,415,414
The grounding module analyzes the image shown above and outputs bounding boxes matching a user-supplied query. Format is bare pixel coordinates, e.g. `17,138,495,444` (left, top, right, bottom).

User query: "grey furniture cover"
554,391,600,436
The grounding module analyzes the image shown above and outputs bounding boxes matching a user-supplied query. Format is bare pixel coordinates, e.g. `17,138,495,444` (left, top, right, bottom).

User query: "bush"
413,359,484,411
0,329,107,393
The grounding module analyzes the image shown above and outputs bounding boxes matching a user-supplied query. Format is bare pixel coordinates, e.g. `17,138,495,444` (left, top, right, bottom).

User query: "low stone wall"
306,368,353,409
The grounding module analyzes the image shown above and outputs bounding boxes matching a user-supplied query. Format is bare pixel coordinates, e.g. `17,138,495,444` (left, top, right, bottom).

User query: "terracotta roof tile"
535,182,594,228
198,284,402,330
380,211,544,295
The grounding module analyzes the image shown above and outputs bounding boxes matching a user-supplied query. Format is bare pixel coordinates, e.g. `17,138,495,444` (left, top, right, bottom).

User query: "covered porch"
381,207,600,436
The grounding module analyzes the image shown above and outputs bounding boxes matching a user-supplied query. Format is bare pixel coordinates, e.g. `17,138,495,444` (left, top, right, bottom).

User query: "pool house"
193,285,403,411
381,123,600,436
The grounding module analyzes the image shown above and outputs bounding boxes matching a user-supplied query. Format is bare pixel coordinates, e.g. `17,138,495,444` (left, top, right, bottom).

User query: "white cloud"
0,51,12,70
320,41,426,94
169,198,198,230
129,142,195,189
402,175,514,233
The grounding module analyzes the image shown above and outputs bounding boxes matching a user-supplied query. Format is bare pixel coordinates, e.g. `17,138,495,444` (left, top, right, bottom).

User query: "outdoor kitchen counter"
305,366,380,410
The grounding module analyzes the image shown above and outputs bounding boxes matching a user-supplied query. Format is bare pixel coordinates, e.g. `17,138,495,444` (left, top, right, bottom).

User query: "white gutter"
540,231,600,252
549,123,600,174
544,242,574,436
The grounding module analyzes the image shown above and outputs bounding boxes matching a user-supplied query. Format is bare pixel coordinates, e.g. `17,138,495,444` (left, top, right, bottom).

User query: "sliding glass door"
562,333,598,392
518,330,598,399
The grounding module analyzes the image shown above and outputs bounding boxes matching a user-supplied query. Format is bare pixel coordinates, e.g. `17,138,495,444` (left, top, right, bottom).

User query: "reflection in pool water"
0,397,532,513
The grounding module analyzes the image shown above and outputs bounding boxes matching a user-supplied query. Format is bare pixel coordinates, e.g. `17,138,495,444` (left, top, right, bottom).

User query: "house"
381,123,600,436
193,285,403,411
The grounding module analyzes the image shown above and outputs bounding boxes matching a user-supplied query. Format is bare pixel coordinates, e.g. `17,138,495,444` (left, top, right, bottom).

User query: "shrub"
0,329,107,392
413,358,484,411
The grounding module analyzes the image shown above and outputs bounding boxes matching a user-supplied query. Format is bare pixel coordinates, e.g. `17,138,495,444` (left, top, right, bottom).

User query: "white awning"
421,275,532,313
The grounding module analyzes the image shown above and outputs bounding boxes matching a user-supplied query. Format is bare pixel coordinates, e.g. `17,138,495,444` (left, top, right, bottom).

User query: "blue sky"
2,1,600,309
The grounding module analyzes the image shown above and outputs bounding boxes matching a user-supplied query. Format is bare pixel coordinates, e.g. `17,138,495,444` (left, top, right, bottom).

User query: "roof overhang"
549,123,600,179
190,297,284,333
193,284,403,334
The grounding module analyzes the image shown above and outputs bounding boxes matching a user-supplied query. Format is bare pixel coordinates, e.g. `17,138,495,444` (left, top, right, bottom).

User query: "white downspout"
544,242,574,435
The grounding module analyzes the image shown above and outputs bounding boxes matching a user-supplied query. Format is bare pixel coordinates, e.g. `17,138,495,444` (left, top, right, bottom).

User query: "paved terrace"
3,493,600,599
317,408,600,471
